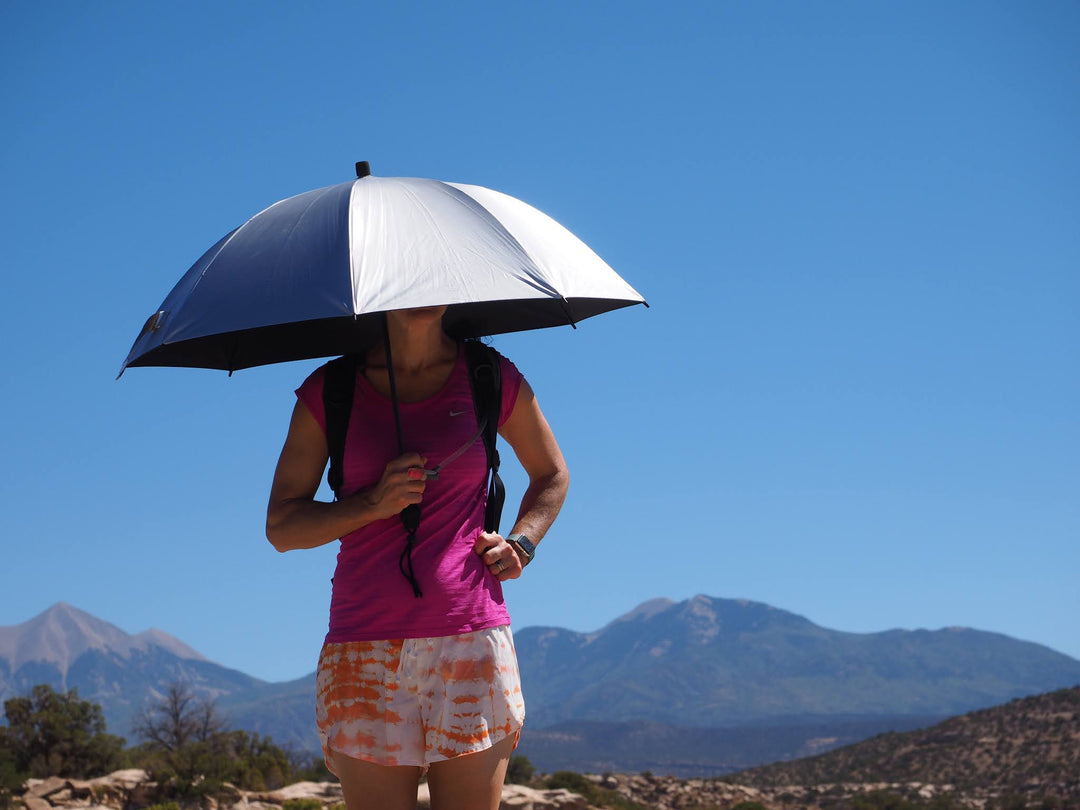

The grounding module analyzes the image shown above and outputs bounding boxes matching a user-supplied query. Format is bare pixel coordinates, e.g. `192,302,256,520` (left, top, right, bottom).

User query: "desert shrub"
505,755,535,784
850,792,920,810
0,753,27,810
288,752,333,783
129,683,309,805
130,680,298,795
135,729,296,802
543,771,648,810
545,771,597,798
929,798,971,810
599,793,651,810
1,685,125,779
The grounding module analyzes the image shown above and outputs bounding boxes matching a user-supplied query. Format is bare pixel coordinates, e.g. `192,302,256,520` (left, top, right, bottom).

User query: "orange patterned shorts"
315,626,525,770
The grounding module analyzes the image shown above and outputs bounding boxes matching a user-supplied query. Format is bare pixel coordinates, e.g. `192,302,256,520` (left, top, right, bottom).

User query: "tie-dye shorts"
315,625,525,770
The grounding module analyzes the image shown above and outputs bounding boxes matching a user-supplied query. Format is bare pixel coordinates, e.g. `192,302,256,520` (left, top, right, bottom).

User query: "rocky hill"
730,685,1080,803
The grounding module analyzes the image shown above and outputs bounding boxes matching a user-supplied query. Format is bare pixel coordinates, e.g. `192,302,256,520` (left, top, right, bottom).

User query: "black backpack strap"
464,341,505,534
322,354,362,500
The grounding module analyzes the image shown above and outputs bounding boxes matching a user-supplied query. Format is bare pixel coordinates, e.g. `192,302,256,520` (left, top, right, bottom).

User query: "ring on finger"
494,560,505,573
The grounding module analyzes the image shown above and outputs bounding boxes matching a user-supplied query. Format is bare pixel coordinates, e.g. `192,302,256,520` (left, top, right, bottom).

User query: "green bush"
851,792,920,810
1,685,125,779
133,729,299,802
545,771,597,798
505,755,535,784
282,800,323,810
0,754,27,810
543,771,649,810
289,754,333,784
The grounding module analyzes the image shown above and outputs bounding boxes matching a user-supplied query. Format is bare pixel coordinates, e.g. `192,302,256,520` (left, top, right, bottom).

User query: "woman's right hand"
267,399,430,552
358,453,429,522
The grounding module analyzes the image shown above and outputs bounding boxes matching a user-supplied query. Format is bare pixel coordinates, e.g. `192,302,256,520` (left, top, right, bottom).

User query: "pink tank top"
295,345,524,643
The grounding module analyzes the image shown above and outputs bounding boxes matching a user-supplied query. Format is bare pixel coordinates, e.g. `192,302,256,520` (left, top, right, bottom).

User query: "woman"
266,304,568,810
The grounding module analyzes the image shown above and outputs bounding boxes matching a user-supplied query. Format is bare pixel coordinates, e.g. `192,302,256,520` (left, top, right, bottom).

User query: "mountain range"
3,598,1079,773
514,594,1080,727
0,602,268,746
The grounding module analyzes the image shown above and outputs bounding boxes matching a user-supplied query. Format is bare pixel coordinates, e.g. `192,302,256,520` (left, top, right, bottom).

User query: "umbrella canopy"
120,163,646,375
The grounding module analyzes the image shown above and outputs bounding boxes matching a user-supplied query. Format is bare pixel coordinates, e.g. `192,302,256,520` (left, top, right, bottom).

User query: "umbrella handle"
401,504,421,532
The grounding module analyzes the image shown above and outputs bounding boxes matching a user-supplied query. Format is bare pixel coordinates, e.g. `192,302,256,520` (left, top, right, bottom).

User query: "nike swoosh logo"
449,409,469,417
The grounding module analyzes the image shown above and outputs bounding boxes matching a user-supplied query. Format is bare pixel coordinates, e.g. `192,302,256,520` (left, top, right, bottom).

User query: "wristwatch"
506,533,536,567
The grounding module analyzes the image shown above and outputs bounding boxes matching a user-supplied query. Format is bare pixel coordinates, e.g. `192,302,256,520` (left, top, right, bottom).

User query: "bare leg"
329,748,422,810
426,734,516,810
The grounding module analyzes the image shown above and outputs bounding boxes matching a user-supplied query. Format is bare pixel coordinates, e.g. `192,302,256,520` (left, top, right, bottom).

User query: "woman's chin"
410,305,448,317
391,305,449,327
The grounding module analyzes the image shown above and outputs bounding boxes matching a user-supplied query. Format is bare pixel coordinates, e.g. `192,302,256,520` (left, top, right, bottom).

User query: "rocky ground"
13,768,1073,810
13,770,587,810
590,771,974,808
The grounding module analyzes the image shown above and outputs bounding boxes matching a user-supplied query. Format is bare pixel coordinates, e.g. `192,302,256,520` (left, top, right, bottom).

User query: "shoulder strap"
463,341,505,534
322,346,505,530
323,354,362,499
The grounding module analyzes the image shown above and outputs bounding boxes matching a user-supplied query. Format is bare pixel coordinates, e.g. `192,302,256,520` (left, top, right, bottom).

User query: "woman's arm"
474,379,569,579
265,400,428,552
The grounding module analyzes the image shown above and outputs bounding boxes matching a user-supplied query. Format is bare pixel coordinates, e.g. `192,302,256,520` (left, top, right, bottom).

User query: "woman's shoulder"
478,345,525,425
295,361,330,396
294,361,335,431
496,351,523,387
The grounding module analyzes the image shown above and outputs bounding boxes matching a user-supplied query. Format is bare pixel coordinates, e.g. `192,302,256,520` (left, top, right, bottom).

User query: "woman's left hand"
474,531,523,581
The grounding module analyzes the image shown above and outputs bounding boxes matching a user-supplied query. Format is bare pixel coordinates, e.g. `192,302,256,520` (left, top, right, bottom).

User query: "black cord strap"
382,313,423,598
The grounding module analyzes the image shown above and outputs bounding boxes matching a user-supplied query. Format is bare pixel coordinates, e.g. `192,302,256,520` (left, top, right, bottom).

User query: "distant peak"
34,602,108,625
0,603,208,674
602,597,677,629
633,597,678,615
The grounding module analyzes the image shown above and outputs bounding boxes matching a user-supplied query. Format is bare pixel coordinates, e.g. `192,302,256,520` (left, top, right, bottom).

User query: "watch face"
509,534,535,560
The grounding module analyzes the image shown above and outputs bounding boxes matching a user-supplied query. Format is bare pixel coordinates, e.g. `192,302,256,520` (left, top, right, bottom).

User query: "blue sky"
1,1,1077,684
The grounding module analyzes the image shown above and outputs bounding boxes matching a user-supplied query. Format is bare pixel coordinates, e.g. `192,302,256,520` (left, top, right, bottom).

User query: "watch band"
506,533,536,566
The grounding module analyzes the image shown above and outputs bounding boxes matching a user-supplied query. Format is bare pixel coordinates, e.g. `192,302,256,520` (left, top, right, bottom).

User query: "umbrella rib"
226,332,240,375
178,224,244,303
419,182,563,299
557,297,578,329
270,185,346,301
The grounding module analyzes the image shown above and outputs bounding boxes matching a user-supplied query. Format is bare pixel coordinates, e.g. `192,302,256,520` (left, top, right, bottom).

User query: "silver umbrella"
120,162,646,375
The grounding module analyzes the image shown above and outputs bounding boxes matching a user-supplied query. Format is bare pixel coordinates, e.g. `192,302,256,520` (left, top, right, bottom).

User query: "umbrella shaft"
381,312,407,455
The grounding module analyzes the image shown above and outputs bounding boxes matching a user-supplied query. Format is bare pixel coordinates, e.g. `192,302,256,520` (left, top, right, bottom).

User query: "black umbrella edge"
120,298,645,375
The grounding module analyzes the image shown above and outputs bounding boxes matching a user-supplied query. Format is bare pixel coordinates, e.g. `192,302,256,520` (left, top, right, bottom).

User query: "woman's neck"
376,312,456,372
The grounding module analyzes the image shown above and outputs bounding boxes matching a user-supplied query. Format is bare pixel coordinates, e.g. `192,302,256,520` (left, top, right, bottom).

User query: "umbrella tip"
355,161,371,178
